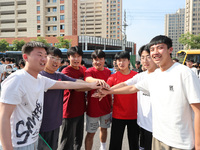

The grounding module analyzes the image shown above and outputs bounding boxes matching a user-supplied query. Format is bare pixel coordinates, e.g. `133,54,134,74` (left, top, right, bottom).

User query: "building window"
37,0,40,2
37,16,40,21
48,8,50,12
60,34,64,36
47,17,50,21
48,26,50,31
37,6,40,11
53,16,57,21
37,25,40,30
60,15,64,20
53,26,57,31
60,25,65,29
47,0,50,2
53,0,57,2
53,7,57,12
60,5,64,11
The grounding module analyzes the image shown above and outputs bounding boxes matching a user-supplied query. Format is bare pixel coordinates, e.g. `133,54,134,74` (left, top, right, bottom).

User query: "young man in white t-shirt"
0,41,102,150
94,35,200,150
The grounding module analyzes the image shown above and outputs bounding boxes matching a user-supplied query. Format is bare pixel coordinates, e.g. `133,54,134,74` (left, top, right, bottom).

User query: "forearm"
109,85,139,94
191,103,200,150
85,77,99,83
0,116,13,150
110,82,127,90
50,81,94,90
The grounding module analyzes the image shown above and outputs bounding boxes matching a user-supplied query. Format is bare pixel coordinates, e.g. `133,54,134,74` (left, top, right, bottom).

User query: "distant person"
186,59,198,77
58,59,70,72
81,60,87,73
0,58,6,82
111,60,119,74
172,58,179,63
18,59,25,69
133,61,142,73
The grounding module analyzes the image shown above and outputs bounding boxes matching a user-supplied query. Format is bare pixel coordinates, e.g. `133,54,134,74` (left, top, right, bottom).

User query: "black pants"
109,118,139,150
139,127,152,150
38,127,60,150
57,115,84,150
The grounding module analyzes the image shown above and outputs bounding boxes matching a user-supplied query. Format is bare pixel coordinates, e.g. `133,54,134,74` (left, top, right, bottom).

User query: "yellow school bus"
176,49,200,64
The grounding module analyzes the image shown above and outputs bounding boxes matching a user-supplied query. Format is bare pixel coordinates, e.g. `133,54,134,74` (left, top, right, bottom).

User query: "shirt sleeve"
61,73,76,82
0,74,24,105
42,76,57,92
107,75,115,87
183,72,200,104
135,78,150,94
125,73,140,86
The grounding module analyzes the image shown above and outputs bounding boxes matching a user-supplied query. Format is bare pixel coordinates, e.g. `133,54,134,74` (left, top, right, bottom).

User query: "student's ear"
23,54,28,62
169,47,173,54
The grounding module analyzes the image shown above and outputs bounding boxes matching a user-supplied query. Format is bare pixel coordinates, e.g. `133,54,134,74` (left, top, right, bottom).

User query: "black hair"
186,59,194,63
135,61,140,65
48,47,62,58
81,60,85,65
11,58,15,63
19,59,25,67
67,46,83,57
149,35,172,49
172,58,179,62
22,41,49,55
0,58,5,62
138,44,150,57
91,49,105,59
114,51,130,60
5,57,12,62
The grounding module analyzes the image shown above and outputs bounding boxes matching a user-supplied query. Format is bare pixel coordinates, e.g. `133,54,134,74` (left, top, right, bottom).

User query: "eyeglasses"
48,56,62,62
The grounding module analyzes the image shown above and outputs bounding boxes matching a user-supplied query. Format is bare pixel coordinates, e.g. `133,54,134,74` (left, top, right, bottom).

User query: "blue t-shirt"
39,71,76,132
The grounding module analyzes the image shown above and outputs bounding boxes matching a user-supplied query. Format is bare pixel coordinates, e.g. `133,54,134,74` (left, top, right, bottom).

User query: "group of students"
0,34,199,150
0,57,25,83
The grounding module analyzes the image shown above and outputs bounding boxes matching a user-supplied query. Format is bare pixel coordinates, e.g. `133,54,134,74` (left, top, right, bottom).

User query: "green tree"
12,40,26,51
0,39,10,52
179,32,200,49
55,36,71,48
31,37,50,47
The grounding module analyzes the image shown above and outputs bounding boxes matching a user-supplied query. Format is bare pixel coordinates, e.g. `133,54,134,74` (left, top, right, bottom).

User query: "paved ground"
81,117,129,150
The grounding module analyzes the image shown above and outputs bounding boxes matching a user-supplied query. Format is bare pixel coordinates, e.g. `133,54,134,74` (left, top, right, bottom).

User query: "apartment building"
165,8,185,57
0,0,122,40
185,0,200,35
78,0,122,40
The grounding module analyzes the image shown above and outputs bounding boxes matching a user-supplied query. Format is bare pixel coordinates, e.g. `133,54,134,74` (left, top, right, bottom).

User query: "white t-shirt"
135,62,200,149
125,71,152,132
0,69,56,148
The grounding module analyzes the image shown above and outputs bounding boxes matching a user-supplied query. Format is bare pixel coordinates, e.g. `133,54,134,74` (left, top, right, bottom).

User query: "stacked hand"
92,88,110,101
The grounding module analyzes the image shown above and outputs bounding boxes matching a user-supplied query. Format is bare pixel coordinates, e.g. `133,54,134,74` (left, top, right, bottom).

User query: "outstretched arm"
93,85,139,100
49,80,101,90
191,103,200,150
0,103,16,150
85,77,110,90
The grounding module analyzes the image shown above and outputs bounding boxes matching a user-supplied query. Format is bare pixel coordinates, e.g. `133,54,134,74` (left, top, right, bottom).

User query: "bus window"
177,50,200,65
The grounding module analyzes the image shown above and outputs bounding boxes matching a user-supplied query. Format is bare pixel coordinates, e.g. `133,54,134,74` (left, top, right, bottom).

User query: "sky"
123,0,185,53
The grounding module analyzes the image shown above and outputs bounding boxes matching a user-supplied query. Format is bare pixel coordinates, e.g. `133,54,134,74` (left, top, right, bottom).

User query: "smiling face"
45,55,62,73
92,57,105,71
68,53,82,70
140,50,157,73
23,47,47,76
150,43,173,67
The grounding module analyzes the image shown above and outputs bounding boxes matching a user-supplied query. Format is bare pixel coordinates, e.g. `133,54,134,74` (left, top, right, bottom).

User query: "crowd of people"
0,35,199,150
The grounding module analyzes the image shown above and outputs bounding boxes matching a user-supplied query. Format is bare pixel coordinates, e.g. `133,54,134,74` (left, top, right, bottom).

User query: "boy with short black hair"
58,46,86,150
38,47,76,150
0,41,100,150
96,35,200,150
107,51,139,150
85,49,111,150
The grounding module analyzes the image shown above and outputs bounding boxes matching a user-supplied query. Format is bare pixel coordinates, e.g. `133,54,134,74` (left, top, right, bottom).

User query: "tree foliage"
55,36,71,48
179,32,200,49
31,37,50,47
12,40,26,51
0,39,9,52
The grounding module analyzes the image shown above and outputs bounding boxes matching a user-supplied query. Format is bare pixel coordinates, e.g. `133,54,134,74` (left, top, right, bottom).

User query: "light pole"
80,6,86,51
